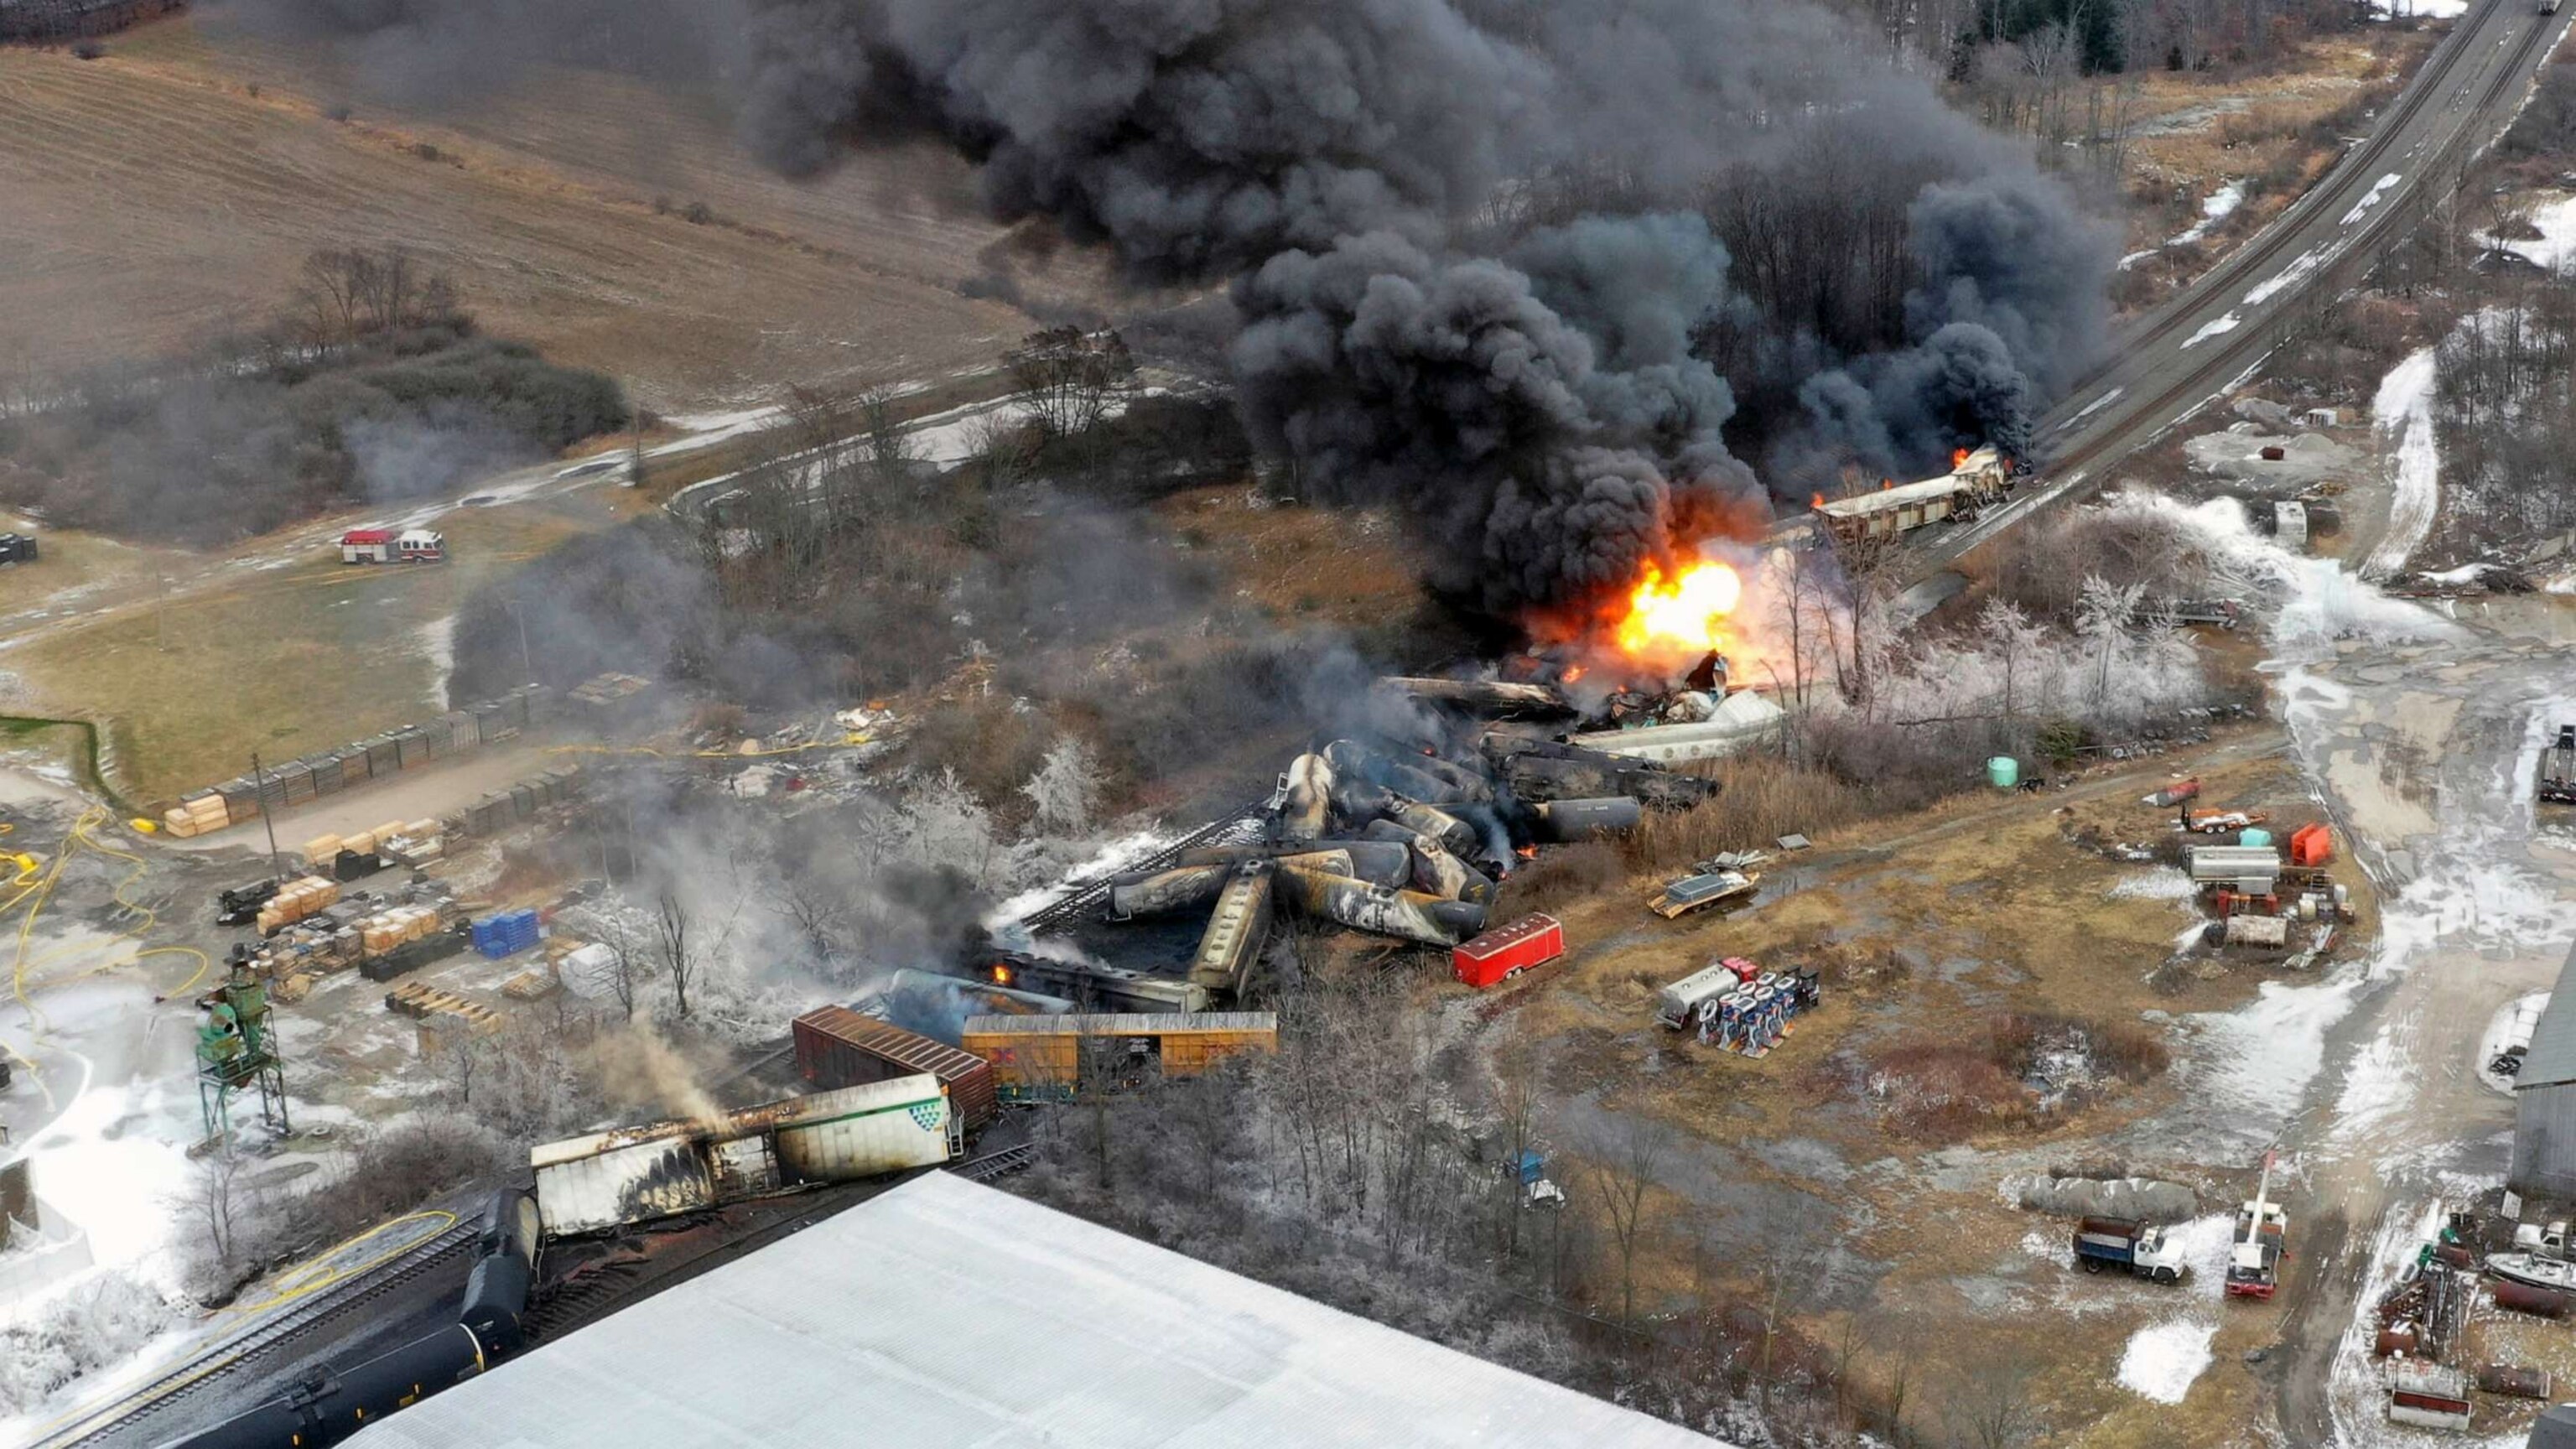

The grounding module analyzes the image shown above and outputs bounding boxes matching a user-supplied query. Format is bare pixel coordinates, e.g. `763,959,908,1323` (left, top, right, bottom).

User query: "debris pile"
1081,722,1716,1000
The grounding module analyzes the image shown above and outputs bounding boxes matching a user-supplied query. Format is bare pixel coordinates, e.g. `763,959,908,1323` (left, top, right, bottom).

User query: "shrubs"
0,318,626,547
1623,758,1869,873
1866,1012,2171,1141
1502,841,1628,917
0,1272,170,1416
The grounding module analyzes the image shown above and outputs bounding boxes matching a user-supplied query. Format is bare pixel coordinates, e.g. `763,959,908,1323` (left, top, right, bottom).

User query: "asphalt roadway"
1915,0,2575,577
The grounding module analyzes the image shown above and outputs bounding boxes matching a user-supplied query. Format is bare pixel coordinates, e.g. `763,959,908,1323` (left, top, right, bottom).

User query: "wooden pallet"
383,979,500,1031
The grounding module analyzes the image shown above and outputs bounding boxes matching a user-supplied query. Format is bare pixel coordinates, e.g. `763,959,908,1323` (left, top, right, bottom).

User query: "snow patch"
2246,246,2327,307
2340,173,2402,227
2116,1318,2216,1403
2111,866,2197,901
415,614,456,713
2365,348,2440,580
2183,313,2241,350
985,825,1187,927
2481,193,2576,271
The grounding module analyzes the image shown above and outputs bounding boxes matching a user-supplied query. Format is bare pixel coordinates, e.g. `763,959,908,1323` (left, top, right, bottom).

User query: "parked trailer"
1656,959,1753,1028
1453,914,1565,989
962,1011,1280,1101
792,1005,1000,1132
2185,845,2281,890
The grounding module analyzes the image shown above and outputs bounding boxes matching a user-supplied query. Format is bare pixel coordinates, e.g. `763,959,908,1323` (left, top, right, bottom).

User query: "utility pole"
155,574,170,652
512,594,535,687
250,752,285,884
626,377,647,489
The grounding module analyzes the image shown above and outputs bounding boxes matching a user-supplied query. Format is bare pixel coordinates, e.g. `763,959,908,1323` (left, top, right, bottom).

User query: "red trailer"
1452,914,1564,989
792,1005,999,1132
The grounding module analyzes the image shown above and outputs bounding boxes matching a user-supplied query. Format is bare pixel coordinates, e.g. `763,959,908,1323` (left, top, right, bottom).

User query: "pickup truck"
2073,1217,2188,1283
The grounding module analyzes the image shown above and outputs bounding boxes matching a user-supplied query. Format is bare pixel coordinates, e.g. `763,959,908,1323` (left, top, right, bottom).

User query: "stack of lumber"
161,792,233,839
254,876,340,935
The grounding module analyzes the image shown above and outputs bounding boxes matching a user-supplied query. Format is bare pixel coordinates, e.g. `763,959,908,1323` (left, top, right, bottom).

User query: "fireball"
1613,560,1742,657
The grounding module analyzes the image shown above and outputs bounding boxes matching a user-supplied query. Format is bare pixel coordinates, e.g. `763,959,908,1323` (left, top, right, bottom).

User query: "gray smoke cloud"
234,0,2113,611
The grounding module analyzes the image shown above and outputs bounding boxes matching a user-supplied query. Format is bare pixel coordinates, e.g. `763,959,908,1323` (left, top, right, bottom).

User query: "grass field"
7,497,592,802
0,15,1074,411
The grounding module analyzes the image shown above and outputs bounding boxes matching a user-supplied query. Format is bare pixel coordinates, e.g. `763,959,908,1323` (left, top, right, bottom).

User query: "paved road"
1914,0,2573,574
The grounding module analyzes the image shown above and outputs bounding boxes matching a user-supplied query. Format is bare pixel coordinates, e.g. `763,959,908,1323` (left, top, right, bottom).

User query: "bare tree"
1005,326,1138,439
192,1146,246,1272
1585,1113,1670,1324
591,917,642,1022
434,1022,482,1106
1945,1356,2039,1449
652,890,698,1019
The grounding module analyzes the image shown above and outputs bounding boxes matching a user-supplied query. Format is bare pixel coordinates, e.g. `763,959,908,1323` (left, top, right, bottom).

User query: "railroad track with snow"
40,1220,485,1449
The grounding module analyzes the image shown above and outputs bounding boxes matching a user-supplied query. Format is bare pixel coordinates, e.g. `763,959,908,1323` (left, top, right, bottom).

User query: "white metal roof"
351,1172,1725,1448
2517,942,2576,1089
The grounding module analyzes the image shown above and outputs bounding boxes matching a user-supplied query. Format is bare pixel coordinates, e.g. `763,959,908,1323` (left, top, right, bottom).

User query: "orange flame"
1951,446,1971,470
1614,560,1742,657
1810,492,1826,511
1562,664,1586,683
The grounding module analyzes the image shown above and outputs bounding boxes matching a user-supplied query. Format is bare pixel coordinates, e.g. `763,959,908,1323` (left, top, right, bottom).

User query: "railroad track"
1016,799,1272,937
948,1141,1038,1183
1904,0,2570,582
39,1221,483,1449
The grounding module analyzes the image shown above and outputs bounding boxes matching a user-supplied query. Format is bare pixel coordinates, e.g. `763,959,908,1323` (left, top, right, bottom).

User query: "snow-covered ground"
2481,194,2576,271
2366,347,2441,581
2479,990,2547,1096
984,824,1190,928
2371,0,2472,18
2116,1317,2217,1403
2122,183,2247,270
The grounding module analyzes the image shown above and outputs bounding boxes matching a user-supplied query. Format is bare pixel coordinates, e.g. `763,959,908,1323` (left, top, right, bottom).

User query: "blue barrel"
2240,827,2273,849
1987,756,2020,789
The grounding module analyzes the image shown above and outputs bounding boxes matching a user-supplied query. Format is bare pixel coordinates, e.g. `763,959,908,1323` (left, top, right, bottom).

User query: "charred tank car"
153,1189,538,1449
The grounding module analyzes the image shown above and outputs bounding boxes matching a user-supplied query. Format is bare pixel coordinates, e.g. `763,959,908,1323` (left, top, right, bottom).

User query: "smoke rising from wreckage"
242,0,2109,622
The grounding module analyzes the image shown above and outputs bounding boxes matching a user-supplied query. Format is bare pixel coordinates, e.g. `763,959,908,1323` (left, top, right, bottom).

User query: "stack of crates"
471,908,542,959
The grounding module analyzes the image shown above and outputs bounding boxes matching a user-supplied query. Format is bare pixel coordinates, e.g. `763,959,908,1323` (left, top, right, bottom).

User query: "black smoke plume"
231,0,2113,611
730,0,2109,610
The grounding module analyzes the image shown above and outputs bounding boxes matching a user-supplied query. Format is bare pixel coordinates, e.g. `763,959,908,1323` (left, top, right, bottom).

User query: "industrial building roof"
2516,941,2576,1090
351,1172,1724,1448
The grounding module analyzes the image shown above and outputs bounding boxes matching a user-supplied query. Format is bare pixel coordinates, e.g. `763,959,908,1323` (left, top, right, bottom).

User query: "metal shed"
2511,943,2576,1197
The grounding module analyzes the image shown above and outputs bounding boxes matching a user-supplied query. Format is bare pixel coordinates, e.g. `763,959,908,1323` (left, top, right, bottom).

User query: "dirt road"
2250,599,2576,1442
